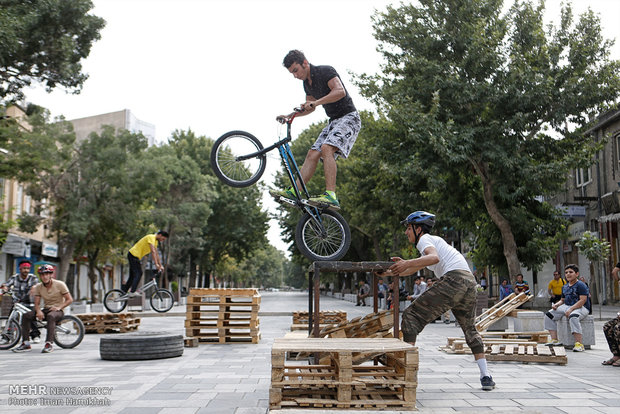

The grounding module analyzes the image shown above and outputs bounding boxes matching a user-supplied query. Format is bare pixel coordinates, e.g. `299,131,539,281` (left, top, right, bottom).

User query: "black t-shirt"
304,64,356,121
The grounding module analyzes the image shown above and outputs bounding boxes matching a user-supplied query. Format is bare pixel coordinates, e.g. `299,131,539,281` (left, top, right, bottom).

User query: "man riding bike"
1,261,41,343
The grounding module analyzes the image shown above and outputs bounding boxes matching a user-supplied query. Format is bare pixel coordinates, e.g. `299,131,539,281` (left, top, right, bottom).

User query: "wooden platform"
185,288,260,344
76,312,141,334
270,338,418,410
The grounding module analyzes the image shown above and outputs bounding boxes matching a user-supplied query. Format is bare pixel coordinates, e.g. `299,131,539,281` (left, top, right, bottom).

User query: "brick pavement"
0,291,619,413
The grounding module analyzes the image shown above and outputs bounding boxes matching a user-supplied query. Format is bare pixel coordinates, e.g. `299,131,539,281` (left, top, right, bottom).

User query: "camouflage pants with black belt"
603,316,620,356
401,269,484,354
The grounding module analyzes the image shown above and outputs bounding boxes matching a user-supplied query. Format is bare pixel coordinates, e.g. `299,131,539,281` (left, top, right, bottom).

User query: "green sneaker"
269,187,296,200
309,192,340,208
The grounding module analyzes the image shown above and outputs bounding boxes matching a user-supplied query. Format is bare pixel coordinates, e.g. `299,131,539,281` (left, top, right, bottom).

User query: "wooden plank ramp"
475,292,533,331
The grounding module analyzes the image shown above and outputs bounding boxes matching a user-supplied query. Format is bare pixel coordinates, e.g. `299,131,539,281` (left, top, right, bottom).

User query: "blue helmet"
401,211,435,228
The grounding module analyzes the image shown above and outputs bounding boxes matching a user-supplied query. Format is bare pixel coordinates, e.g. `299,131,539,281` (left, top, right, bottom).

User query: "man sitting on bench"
544,264,591,352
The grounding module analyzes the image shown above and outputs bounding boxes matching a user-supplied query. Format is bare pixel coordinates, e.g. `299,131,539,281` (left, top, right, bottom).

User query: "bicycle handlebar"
277,107,307,125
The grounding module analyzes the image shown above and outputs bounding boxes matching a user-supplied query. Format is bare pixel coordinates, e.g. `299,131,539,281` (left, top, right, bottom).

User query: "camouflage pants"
603,316,620,357
401,269,484,354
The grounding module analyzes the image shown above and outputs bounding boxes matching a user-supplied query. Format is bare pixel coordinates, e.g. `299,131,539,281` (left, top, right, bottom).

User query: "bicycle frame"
4,302,70,333
253,113,330,235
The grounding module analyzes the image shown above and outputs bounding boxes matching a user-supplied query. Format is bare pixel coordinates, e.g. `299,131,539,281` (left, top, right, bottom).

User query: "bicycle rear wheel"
150,289,174,313
295,210,351,262
104,289,128,313
211,130,266,187
54,315,85,349
0,317,21,350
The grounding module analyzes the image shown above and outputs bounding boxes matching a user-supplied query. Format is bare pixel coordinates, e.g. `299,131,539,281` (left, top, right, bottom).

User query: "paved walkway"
1,291,619,413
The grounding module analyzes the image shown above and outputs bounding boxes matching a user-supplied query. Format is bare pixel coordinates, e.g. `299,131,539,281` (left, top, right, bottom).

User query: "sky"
24,0,620,255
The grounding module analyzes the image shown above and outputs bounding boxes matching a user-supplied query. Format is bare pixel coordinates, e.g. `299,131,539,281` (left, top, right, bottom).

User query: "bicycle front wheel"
150,289,174,313
104,289,128,313
0,317,21,350
295,210,351,262
210,130,266,187
54,315,85,349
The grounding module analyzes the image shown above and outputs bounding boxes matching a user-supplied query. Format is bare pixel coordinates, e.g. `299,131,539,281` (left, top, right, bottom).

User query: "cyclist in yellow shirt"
121,231,168,297
547,270,566,304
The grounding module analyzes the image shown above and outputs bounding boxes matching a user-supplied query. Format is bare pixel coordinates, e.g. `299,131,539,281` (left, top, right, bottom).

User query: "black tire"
210,130,266,187
0,317,21,350
104,289,128,313
53,315,85,349
295,209,351,262
150,289,174,313
100,332,184,361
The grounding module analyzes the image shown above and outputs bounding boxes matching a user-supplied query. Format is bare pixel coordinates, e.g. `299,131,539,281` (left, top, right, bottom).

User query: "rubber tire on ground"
150,289,174,313
99,332,184,361
210,130,266,187
54,315,85,349
103,289,128,313
295,209,351,262
0,317,21,350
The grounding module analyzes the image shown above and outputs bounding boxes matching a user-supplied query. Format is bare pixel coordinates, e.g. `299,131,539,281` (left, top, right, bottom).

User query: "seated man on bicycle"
121,230,168,298
2,261,42,343
271,49,361,208
13,264,73,353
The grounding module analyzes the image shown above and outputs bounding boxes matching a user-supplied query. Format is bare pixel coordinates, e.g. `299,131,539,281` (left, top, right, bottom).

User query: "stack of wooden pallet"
290,310,346,331
270,338,418,410
77,313,141,334
185,288,260,344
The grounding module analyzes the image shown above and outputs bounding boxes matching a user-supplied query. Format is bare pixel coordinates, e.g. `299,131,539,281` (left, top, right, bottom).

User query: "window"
16,184,23,215
575,167,591,187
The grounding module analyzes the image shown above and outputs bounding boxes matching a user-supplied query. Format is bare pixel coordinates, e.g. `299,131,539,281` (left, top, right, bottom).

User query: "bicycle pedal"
273,195,297,207
305,199,340,211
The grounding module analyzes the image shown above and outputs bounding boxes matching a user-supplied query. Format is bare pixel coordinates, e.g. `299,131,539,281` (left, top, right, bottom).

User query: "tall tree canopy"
0,0,105,100
357,0,620,277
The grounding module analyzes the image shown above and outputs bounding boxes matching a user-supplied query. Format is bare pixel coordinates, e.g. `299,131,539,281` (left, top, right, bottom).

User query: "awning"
598,213,620,223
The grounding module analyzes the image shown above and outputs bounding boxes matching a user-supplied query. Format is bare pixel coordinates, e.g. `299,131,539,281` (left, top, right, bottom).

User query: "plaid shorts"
311,111,361,159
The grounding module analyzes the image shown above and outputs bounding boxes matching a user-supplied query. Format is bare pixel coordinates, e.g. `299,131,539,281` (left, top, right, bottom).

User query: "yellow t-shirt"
129,234,158,259
34,280,69,309
548,278,566,296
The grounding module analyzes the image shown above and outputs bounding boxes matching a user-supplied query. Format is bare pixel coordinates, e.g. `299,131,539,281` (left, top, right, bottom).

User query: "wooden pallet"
270,338,418,410
76,312,141,334
319,310,394,339
486,343,567,365
475,292,533,331
185,288,260,344
481,331,550,343
292,310,347,325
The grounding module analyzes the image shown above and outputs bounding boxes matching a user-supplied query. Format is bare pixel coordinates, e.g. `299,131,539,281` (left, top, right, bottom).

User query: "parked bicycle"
210,108,351,262
0,291,84,350
103,273,174,313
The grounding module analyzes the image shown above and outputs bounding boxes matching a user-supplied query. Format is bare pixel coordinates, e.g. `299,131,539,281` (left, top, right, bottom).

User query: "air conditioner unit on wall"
602,191,620,215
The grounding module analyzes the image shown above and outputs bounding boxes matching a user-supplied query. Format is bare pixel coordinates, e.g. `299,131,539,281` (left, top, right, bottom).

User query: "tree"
0,0,105,100
357,0,620,277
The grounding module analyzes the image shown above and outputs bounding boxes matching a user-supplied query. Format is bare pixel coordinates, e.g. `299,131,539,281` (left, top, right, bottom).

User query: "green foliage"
355,0,620,274
576,231,611,264
0,0,105,100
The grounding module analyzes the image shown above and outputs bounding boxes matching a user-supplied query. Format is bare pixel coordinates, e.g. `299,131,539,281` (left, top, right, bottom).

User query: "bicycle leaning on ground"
210,107,351,262
103,272,174,313
0,290,85,350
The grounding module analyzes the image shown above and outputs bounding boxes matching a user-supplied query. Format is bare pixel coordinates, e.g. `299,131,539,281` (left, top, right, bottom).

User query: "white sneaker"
129,291,141,298
545,339,561,346
31,337,41,344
